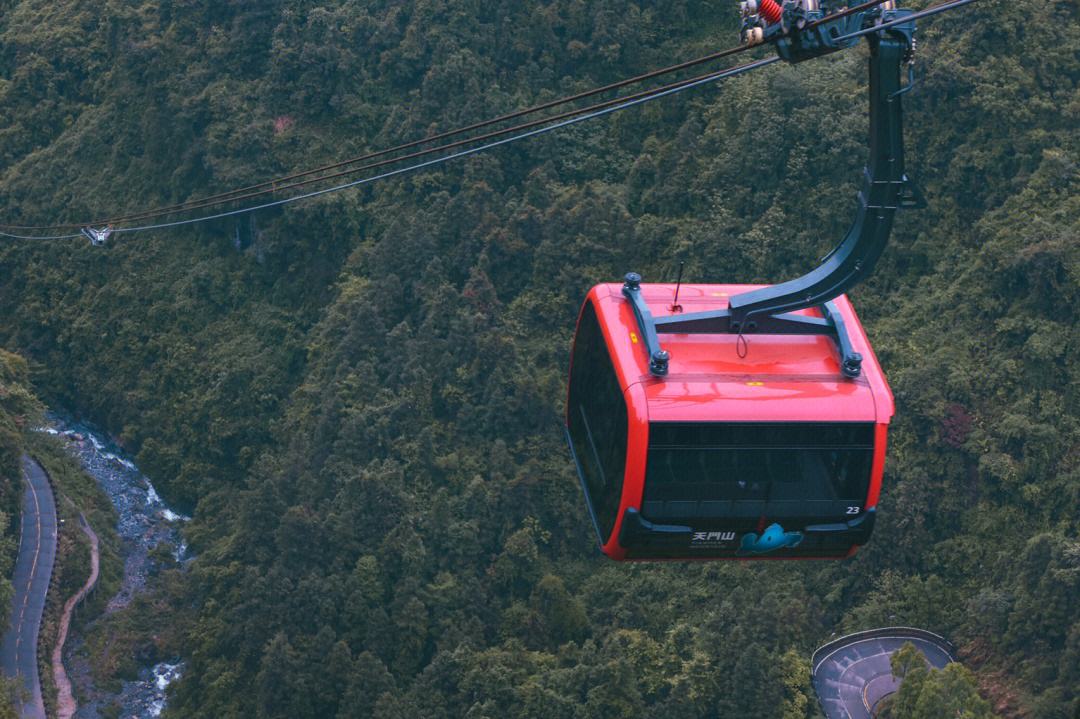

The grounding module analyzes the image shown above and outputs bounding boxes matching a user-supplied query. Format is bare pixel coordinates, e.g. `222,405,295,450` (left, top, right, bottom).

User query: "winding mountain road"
812,628,954,719
1,456,57,719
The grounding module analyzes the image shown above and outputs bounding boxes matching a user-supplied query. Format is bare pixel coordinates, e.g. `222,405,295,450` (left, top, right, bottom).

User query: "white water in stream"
42,417,188,719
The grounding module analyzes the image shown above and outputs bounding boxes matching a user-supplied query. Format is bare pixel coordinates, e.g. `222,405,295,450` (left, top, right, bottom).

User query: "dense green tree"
892,663,998,719
0,677,21,719
891,641,927,683
254,632,302,719
336,651,396,719
527,574,589,648
779,648,814,719
582,658,645,719
886,644,999,718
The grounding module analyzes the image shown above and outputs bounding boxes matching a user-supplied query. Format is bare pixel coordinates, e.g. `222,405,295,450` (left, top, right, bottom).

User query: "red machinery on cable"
566,0,922,560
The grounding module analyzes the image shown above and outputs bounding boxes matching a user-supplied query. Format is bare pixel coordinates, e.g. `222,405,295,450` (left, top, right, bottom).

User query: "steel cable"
0,0,982,241
0,0,894,232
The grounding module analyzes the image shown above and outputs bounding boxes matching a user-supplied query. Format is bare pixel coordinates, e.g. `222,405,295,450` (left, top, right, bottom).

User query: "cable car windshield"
642,423,874,522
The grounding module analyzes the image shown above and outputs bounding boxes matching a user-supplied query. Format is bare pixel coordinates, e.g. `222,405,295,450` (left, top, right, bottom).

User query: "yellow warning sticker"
746,381,765,387
630,332,639,344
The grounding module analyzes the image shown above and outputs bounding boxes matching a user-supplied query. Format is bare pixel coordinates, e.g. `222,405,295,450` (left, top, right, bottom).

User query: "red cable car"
566,282,893,560
566,8,917,560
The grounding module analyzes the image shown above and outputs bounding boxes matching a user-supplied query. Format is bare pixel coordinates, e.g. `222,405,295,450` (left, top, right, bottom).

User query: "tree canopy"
885,643,997,719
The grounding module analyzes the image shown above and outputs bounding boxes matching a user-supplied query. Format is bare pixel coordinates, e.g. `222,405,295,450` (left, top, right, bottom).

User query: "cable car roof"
587,283,894,424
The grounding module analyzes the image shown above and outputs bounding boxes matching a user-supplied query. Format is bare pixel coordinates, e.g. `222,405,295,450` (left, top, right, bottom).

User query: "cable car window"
644,423,873,517
567,302,629,543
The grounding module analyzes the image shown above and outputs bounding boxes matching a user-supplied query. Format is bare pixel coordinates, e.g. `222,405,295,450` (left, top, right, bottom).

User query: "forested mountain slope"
0,0,1077,716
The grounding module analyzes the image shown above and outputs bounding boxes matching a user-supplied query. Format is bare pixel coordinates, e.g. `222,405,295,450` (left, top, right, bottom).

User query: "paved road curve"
812,629,953,719
1,456,57,719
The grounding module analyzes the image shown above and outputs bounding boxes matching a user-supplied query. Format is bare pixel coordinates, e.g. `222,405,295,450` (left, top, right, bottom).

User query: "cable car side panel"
566,299,630,548
864,423,889,510
600,382,648,561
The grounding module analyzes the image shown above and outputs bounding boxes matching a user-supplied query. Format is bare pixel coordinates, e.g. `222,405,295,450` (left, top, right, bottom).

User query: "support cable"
0,0,892,232
100,59,780,223
0,58,779,240
111,59,781,236
0,0,981,242
835,0,979,42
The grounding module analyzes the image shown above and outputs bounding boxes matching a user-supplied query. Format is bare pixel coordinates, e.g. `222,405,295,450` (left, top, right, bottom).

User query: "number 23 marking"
846,506,860,515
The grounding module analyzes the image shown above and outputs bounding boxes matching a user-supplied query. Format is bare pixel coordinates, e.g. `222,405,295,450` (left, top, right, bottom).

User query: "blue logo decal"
738,523,803,555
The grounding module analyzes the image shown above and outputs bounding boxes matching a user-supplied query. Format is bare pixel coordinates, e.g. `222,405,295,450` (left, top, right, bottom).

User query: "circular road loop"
811,628,954,719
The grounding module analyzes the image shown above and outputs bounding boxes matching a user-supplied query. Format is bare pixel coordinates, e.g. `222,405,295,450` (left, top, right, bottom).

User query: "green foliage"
0,349,40,514
887,660,998,719
0,0,1077,716
779,648,814,719
0,675,23,719
890,641,926,683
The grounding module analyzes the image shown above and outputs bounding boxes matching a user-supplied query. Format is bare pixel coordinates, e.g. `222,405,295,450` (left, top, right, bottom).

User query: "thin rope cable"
95,46,756,222
0,0,894,232
102,58,778,237
90,0,900,227
836,0,979,41
110,61,776,221
0,0,978,241
1,60,771,241
0,228,83,240
0,50,761,232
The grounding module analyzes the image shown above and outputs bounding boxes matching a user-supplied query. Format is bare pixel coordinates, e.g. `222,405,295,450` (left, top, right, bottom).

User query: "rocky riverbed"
43,416,187,719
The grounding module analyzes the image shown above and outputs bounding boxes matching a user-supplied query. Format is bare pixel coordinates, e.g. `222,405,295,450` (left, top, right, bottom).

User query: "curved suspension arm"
623,10,920,378
728,14,919,328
